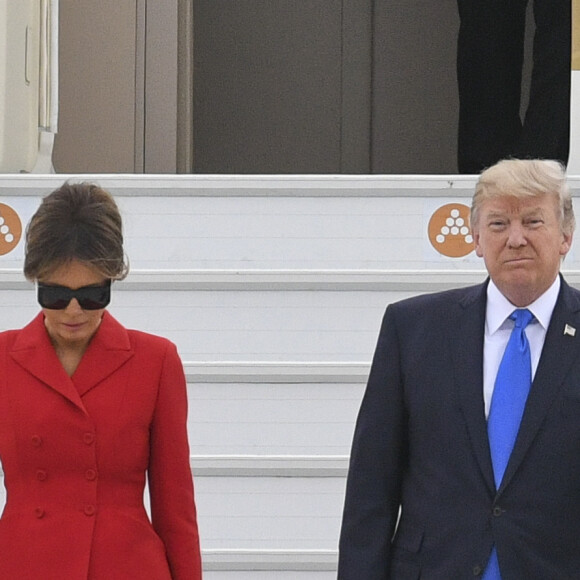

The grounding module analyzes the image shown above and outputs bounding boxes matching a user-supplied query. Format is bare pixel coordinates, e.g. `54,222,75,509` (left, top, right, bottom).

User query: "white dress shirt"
482,276,560,418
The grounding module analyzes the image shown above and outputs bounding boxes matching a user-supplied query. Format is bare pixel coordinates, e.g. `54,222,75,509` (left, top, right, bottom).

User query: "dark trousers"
456,0,571,173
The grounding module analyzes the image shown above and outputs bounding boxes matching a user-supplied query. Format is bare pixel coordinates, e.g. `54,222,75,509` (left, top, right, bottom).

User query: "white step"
1,174,580,575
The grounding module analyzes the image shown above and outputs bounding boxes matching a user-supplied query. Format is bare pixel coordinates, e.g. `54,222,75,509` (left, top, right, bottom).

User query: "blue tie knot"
510,308,533,329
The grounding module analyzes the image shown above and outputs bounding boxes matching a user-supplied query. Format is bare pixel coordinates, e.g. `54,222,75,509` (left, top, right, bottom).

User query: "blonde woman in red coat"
0,183,202,579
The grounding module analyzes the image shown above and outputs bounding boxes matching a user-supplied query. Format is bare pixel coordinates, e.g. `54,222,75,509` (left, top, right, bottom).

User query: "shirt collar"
486,276,560,335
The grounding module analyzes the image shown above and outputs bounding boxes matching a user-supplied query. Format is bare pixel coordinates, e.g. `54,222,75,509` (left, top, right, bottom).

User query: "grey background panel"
15,0,534,174
193,0,344,174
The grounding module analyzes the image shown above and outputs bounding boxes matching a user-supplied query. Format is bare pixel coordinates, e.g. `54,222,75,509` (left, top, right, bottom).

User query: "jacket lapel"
10,312,85,412
498,278,580,493
9,311,134,410
71,311,134,397
452,281,496,494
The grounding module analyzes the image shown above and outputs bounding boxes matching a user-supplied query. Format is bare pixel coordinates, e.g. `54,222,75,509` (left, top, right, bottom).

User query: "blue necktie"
483,308,534,580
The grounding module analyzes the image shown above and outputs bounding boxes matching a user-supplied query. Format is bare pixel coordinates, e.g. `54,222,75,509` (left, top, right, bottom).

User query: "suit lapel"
9,311,134,410
71,311,134,397
10,313,85,412
452,281,496,494
498,278,580,492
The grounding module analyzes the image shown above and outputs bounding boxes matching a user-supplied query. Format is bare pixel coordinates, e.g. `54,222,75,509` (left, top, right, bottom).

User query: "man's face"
472,194,573,306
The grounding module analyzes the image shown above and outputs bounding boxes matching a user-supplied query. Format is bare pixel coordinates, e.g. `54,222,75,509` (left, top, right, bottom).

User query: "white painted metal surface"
569,71,580,174
0,0,57,173
1,175,580,577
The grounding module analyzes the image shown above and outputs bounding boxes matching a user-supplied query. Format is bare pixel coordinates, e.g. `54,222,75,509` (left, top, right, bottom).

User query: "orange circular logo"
428,203,474,258
0,204,23,256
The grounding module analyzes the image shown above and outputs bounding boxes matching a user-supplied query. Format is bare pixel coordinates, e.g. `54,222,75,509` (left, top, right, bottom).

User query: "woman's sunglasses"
37,280,112,310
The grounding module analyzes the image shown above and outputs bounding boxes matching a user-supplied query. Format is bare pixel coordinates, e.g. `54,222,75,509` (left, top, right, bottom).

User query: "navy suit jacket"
338,277,580,579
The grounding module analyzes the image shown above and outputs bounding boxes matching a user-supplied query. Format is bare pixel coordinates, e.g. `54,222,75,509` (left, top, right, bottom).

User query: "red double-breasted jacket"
0,311,202,579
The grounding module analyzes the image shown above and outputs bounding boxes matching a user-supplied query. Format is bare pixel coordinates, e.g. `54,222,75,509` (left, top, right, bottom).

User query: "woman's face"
39,260,109,350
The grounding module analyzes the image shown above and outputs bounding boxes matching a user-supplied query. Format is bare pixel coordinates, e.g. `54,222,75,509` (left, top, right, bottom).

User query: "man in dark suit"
338,158,578,578
456,0,571,173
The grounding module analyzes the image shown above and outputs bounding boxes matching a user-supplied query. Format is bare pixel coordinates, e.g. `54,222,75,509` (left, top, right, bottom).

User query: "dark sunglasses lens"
38,286,70,310
38,283,111,310
77,286,111,310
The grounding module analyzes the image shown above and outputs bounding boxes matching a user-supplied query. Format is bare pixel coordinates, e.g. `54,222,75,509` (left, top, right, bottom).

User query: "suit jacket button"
34,507,45,519
31,435,42,447
473,565,483,576
83,432,95,445
36,469,48,481
493,506,503,517
84,504,96,517
85,469,97,481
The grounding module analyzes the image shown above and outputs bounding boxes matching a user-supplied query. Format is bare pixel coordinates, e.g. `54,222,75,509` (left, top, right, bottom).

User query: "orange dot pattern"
0,204,23,256
428,203,474,258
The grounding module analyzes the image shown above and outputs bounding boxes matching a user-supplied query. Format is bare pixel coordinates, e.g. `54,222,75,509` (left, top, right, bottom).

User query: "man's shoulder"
390,282,486,314
560,276,580,299
555,276,580,315
377,283,486,341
